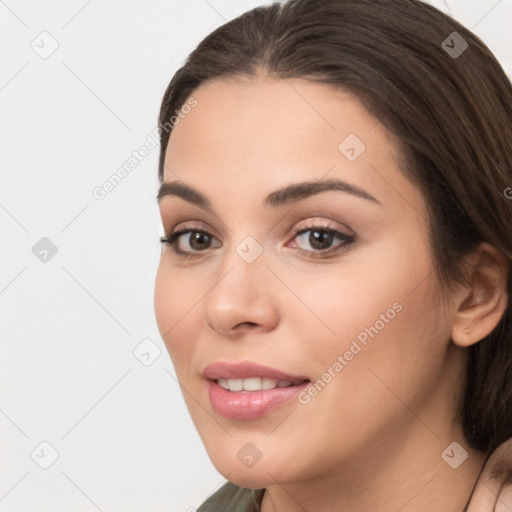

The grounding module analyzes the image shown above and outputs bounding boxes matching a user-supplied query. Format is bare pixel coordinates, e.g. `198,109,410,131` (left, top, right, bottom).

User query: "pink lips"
203,361,309,382
203,361,310,420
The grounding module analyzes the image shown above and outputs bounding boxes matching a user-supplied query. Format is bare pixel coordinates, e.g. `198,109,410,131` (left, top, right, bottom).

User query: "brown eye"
161,229,221,256
291,227,354,255
187,231,213,251
300,229,335,250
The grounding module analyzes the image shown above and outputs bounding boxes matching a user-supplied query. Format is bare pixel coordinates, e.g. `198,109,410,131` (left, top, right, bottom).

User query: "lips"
202,361,309,383
203,361,310,420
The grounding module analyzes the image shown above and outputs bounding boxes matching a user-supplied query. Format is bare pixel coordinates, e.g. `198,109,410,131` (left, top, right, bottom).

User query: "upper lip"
203,361,309,383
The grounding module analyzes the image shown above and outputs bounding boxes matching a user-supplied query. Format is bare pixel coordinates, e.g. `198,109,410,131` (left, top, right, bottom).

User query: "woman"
154,0,512,510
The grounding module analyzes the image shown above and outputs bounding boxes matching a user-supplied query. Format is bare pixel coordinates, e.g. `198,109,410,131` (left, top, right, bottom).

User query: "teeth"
262,378,277,390
243,377,262,391
217,377,294,392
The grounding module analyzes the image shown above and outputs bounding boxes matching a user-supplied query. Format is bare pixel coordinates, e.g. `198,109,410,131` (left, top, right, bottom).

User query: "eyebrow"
157,178,381,210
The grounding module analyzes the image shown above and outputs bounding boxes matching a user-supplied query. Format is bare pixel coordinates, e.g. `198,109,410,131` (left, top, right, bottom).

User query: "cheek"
295,231,435,357
154,260,201,366
293,227,446,416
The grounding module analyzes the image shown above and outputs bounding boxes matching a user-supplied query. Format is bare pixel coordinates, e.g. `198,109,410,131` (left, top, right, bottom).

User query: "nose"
202,244,279,339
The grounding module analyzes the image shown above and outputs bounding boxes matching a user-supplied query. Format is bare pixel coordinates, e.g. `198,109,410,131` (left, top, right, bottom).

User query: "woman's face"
154,76,466,488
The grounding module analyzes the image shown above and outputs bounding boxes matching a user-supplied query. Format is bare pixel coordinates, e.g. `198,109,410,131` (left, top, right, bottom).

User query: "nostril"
236,322,258,329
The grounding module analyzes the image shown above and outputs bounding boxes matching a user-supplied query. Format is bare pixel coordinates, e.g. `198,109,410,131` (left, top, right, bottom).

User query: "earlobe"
451,242,509,348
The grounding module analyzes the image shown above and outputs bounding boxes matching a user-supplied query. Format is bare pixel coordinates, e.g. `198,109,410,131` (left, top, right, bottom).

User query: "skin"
154,74,508,511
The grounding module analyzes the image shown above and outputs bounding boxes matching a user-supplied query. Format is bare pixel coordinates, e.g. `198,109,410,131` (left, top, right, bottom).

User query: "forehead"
162,76,425,222
166,76,382,163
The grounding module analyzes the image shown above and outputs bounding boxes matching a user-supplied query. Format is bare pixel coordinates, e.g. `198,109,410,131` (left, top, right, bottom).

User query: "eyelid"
292,217,354,238
165,217,352,240
164,219,219,240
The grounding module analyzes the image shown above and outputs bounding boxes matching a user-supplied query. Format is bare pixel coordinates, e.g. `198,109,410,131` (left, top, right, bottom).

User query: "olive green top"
197,482,265,511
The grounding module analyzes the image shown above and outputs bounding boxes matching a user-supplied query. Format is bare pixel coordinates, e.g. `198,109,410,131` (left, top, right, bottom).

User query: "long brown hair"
157,0,512,453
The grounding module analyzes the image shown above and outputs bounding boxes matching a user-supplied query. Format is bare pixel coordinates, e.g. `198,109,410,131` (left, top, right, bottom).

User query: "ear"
451,242,509,347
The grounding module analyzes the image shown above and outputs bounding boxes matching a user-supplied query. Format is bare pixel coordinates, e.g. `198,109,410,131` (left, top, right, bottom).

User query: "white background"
1,1,511,510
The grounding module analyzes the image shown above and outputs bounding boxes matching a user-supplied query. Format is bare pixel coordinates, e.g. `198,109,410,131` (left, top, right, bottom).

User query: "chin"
204,440,304,489
223,471,272,490
213,460,281,489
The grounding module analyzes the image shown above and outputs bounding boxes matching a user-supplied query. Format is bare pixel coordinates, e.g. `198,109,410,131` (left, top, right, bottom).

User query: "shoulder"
197,481,265,512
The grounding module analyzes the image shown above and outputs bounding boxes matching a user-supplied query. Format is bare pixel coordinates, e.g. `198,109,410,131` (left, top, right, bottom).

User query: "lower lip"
207,380,310,420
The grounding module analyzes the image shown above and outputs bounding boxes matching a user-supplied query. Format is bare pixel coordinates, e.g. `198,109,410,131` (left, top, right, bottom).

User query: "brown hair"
157,0,512,453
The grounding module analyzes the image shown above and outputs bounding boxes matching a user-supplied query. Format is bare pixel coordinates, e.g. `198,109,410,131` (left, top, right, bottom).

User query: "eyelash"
159,222,355,260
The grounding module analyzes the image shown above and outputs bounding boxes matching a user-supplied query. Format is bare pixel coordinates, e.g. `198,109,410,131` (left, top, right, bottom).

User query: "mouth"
203,361,311,420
